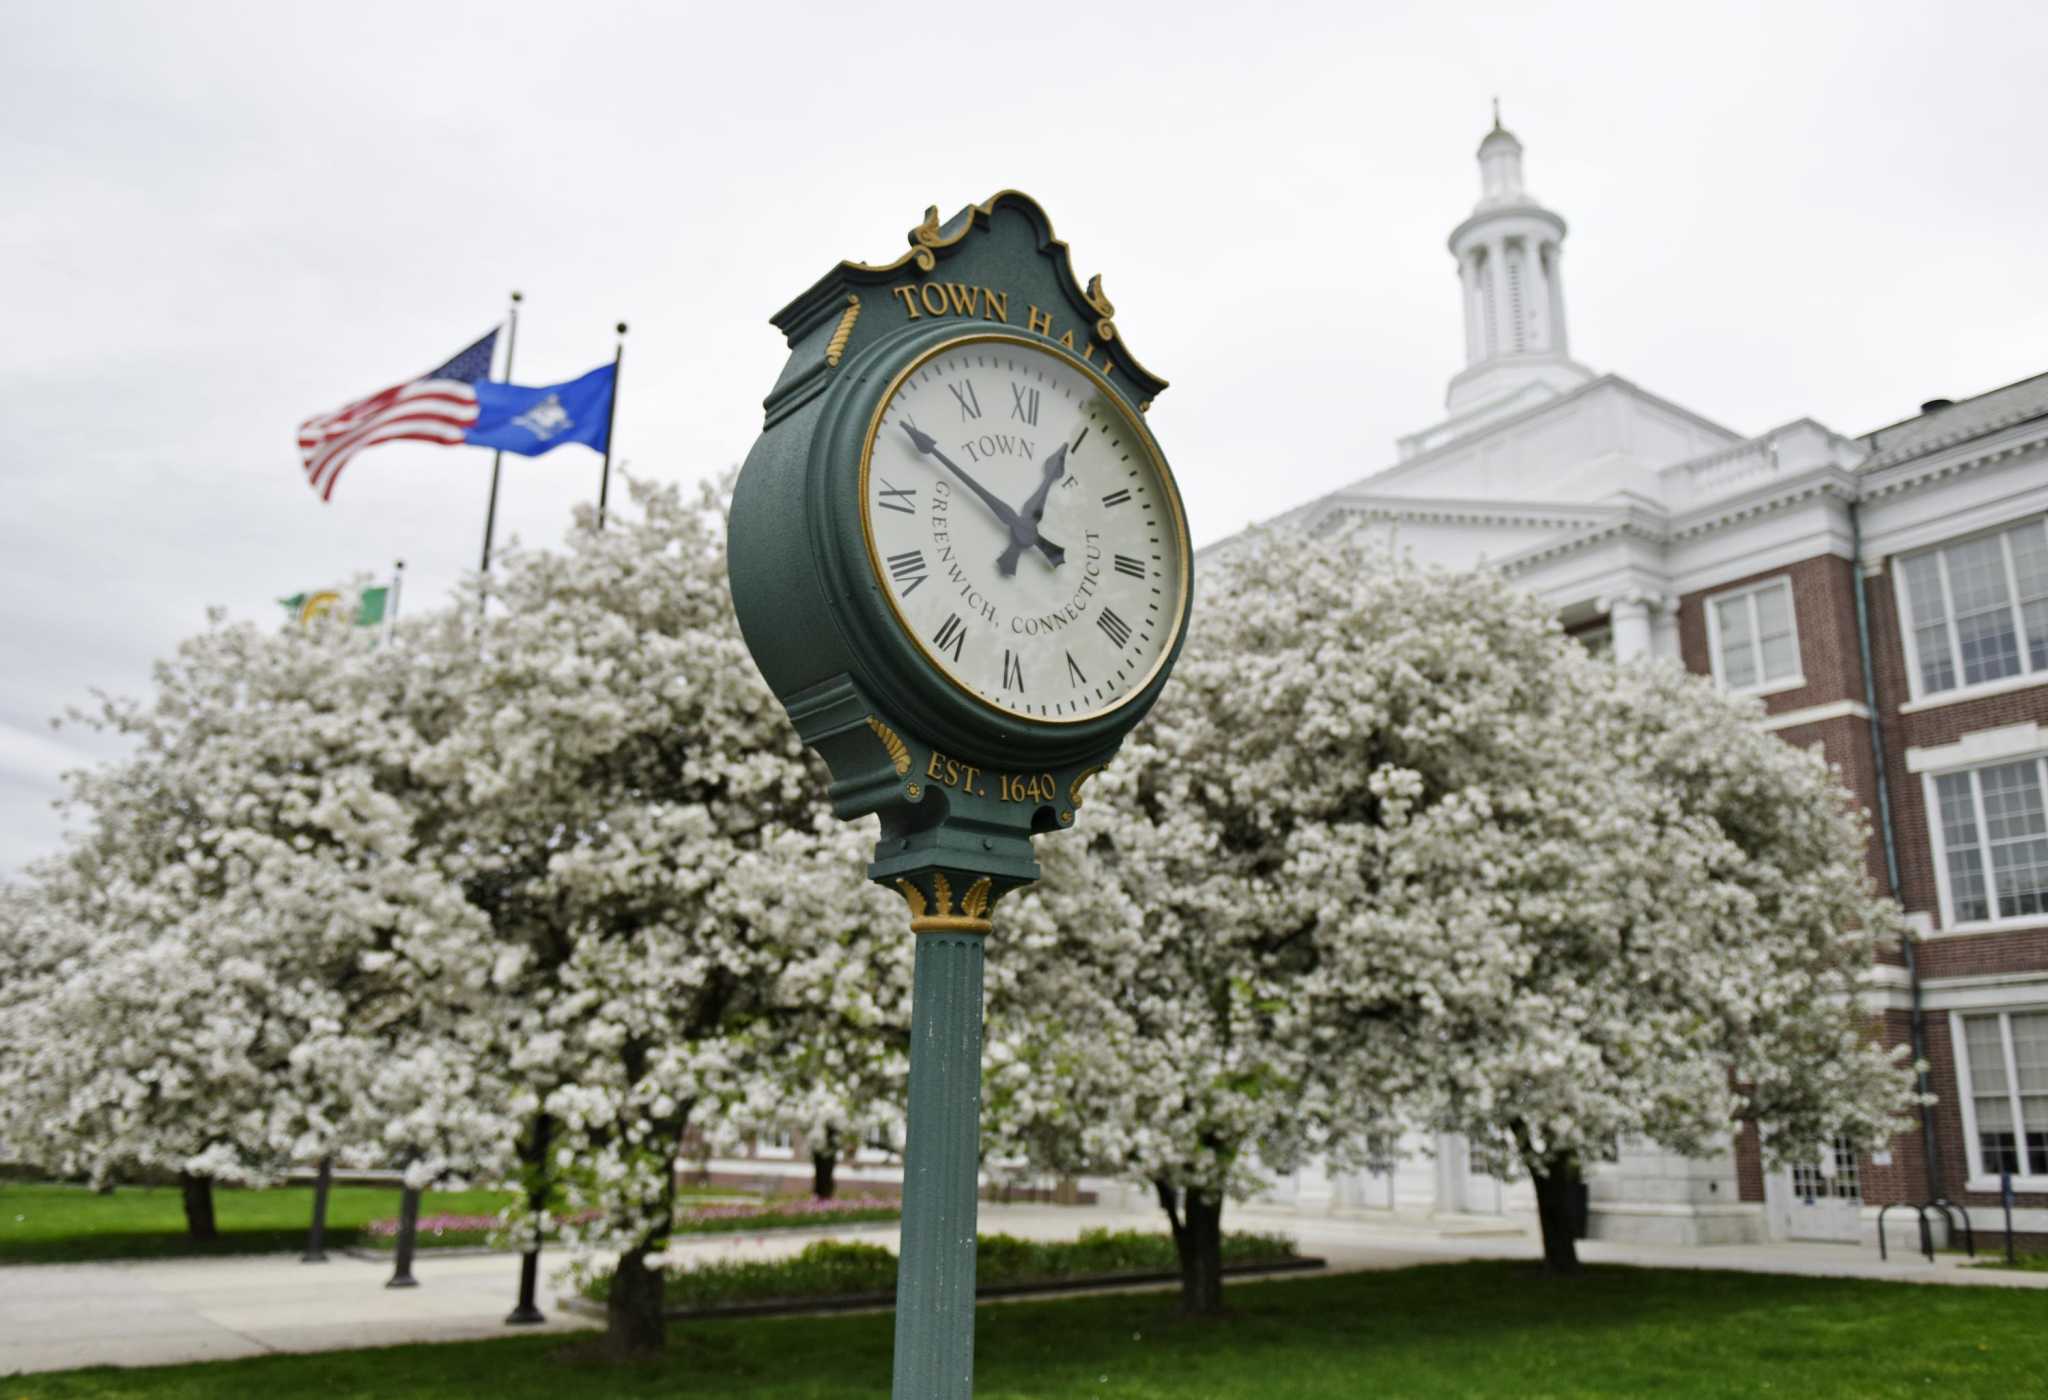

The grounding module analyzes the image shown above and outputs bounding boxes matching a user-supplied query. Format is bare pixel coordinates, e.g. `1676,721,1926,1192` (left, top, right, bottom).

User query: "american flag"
297,329,499,501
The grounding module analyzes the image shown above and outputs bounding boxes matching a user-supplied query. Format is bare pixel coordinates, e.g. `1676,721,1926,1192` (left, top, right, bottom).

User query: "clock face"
859,334,1189,724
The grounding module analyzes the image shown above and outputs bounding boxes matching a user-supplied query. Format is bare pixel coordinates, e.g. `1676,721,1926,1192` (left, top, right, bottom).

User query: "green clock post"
728,192,1192,1398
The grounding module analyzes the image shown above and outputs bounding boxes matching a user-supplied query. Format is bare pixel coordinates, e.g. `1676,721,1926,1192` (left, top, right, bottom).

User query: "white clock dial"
860,334,1188,724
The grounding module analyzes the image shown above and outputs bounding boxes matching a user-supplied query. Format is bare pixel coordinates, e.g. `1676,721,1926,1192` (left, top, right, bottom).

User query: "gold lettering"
1059,329,1076,349
944,283,979,316
981,288,1009,322
960,764,980,795
1027,305,1053,337
943,757,961,786
890,285,922,319
1081,341,1098,362
918,283,949,317
1100,357,1116,382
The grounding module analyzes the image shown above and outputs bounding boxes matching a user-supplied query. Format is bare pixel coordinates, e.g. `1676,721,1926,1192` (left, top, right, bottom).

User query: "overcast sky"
3,0,2041,876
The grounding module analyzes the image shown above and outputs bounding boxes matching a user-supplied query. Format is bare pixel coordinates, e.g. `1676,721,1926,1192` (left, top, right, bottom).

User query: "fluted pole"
891,900,991,1399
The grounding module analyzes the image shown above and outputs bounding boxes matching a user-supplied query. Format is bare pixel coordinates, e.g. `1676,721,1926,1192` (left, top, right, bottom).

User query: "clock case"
728,192,1189,897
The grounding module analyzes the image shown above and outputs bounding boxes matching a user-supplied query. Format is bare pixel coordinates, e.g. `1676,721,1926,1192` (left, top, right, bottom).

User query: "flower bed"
577,1228,1302,1312
361,1195,899,1250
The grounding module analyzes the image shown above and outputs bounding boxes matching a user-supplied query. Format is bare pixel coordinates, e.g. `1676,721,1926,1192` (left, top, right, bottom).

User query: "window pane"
2010,522,2048,602
1947,537,2020,685
1715,596,1757,688
1965,1015,2010,1095
1938,773,1991,922
1755,584,1798,681
1830,1137,1861,1200
2012,1012,2048,1095
2012,523,2048,670
2025,599,2048,673
1981,1129,2020,1176
1900,554,1957,692
1979,762,2048,918
1946,536,2013,614
1957,605,2022,686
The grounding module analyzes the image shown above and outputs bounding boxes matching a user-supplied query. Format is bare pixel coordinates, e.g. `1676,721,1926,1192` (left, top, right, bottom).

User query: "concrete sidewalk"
3,1201,2041,1377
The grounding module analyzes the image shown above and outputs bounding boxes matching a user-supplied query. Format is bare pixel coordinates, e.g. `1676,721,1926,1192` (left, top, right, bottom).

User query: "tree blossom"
991,523,1915,1297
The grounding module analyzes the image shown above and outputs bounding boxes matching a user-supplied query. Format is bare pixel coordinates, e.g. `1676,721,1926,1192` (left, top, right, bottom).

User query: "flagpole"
596,322,627,530
480,291,522,574
386,559,405,641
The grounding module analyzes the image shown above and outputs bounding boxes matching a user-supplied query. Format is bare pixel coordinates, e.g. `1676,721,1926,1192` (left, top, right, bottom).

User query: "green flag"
281,586,388,627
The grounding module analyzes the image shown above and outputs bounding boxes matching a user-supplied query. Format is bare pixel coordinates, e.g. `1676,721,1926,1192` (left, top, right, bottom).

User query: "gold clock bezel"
856,331,1190,727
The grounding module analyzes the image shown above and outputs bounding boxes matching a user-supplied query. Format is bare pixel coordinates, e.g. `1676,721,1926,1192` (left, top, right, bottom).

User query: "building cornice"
1857,415,2048,501
1300,493,1610,535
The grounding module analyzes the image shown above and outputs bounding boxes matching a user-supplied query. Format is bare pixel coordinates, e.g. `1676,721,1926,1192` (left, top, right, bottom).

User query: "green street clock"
726,192,1190,1399
729,191,1192,904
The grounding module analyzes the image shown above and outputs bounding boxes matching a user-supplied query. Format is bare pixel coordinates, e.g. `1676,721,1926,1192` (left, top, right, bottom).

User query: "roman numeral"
887,549,927,595
1101,488,1133,508
932,613,967,663
1065,650,1087,686
1002,648,1025,692
1010,382,1039,425
876,478,916,514
948,380,982,421
1114,553,1145,579
1097,608,1132,650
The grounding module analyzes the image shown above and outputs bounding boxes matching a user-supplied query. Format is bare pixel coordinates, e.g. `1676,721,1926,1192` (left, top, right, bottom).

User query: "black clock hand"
900,421,1065,559
996,444,1068,576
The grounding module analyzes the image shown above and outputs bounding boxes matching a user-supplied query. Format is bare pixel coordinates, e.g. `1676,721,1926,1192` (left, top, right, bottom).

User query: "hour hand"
997,445,1068,576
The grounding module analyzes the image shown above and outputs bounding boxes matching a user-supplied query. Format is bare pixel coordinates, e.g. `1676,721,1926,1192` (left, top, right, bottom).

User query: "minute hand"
900,422,1065,558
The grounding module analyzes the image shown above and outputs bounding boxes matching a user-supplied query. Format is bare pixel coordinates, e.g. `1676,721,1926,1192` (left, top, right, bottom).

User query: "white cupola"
1442,107,1593,419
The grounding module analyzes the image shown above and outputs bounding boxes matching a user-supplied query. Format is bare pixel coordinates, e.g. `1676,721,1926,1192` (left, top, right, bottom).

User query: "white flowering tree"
0,880,92,1171
1390,656,1916,1274
386,476,900,1358
715,819,912,1200
7,613,510,1238
991,523,1915,1302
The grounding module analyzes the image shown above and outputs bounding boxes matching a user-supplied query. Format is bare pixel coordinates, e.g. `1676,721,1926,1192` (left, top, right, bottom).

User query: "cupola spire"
1440,112,1591,418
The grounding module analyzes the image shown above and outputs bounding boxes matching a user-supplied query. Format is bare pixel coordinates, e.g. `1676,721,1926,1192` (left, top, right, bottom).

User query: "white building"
1234,113,2048,1250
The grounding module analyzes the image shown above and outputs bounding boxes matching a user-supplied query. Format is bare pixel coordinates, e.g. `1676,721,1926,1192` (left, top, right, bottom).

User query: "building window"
1706,577,1801,693
1931,756,2048,926
1897,519,2048,698
1957,1010,2048,1181
1791,1137,1862,1203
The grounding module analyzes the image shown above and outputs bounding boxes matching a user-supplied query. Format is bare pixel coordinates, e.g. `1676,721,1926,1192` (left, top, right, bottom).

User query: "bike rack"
1876,1200,1976,1262
1928,1198,1975,1257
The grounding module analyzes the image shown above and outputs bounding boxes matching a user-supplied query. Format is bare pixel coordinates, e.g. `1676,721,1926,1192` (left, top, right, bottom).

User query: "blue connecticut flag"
467,364,617,458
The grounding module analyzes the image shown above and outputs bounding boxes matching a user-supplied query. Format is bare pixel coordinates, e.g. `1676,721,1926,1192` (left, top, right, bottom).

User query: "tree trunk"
605,1246,666,1359
179,1172,218,1241
810,1126,840,1201
1154,1179,1227,1315
604,1114,682,1360
1528,1154,1583,1276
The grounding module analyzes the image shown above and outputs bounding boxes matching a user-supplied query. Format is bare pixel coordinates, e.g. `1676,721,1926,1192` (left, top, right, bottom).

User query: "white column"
1601,591,1665,662
1544,242,1569,354
1460,254,1484,365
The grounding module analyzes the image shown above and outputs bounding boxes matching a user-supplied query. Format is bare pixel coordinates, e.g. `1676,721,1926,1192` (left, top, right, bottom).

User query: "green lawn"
9,1261,2045,1398
0,1182,518,1264
0,1182,866,1265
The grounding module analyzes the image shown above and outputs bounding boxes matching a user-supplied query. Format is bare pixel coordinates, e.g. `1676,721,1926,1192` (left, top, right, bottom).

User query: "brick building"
1244,116,2048,1250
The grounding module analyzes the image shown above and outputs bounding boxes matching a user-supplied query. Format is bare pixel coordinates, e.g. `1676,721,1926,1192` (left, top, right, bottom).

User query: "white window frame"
1921,747,2048,934
1893,517,2048,707
1950,1006,2048,1191
1703,576,1805,697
